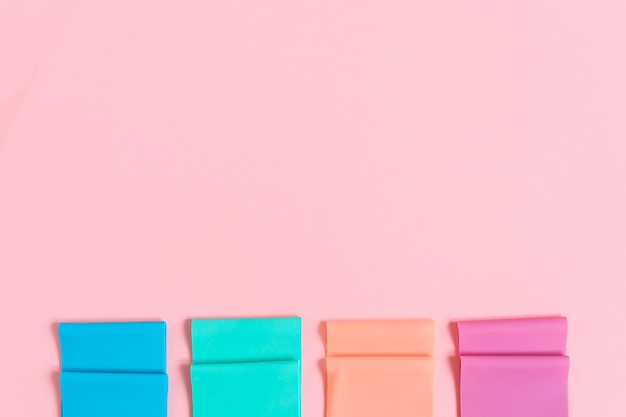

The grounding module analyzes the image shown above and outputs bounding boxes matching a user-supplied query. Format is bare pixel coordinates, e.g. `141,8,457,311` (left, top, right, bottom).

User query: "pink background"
1,1,625,416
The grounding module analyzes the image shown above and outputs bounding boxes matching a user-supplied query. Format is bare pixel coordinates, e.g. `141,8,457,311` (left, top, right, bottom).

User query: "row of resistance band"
57,316,569,417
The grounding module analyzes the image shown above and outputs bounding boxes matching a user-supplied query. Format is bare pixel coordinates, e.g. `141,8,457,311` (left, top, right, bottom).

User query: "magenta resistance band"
458,317,569,417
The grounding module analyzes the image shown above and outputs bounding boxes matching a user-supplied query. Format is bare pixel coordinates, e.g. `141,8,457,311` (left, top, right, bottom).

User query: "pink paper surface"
1,1,626,417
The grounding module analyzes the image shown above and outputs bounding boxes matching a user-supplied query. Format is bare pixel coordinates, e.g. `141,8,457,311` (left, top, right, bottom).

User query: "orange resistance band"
325,320,435,417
